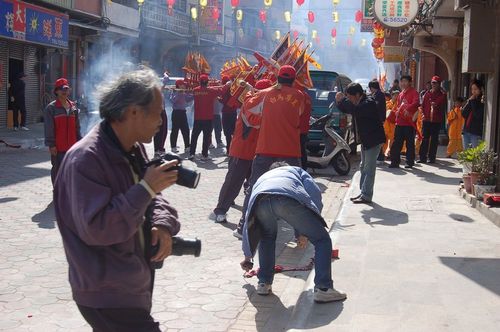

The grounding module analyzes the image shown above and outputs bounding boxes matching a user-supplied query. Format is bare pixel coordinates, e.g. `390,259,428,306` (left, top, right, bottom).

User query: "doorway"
8,58,24,109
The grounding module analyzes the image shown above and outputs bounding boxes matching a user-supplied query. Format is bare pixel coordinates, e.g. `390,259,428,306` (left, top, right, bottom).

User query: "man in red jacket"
212,79,272,223
189,75,223,160
418,75,447,164
389,75,420,169
44,78,81,185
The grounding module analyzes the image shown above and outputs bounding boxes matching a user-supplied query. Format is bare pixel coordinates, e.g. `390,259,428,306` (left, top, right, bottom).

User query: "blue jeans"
254,195,333,289
360,144,382,201
462,132,481,150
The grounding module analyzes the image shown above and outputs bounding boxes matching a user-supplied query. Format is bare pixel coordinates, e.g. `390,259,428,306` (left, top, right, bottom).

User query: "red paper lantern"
373,37,385,45
296,0,305,6
256,28,263,39
212,7,220,20
259,10,267,23
373,21,382,30
355,10,363,23
231,0,240,8
293,30,299,39
167,0,175,15
308,11,315,23
331,28,337,38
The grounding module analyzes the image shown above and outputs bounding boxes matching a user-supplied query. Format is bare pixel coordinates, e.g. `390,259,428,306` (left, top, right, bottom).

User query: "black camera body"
146,152,200,189
150,236,201,269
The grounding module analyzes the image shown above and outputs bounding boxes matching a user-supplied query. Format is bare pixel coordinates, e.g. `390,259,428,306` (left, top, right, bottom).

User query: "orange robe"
447,106,465,156
383,100,396,156
415,107,424,155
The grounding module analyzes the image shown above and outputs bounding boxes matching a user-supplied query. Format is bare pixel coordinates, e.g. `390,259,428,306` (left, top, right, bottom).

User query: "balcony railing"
142,2,191,36
38,0,73,9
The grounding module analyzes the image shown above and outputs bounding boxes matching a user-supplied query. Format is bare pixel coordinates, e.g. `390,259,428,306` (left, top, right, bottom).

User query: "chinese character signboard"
361,0,375,32
200,0,223,35
373,0,419,29
0,0,69,48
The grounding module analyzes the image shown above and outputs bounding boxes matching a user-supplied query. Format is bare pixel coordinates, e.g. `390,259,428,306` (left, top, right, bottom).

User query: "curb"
459,188,500,228
286,171,359,330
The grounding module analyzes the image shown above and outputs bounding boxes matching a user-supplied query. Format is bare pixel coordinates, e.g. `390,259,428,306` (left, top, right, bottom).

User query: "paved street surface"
0,124,352,332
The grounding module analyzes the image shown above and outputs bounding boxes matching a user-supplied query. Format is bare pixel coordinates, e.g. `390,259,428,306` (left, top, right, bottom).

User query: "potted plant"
458,142,485,194
473,148,498,199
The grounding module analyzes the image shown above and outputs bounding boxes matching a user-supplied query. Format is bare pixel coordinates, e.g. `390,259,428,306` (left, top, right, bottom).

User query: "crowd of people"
39,64,486,330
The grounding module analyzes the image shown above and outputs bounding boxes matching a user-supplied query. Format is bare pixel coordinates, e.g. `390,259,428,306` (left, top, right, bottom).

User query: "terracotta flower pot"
469,172,481,195
463,174,473,194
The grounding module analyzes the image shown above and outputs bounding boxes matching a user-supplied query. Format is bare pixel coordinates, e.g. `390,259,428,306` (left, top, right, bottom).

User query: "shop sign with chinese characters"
0,0,68,48
373,0,419,29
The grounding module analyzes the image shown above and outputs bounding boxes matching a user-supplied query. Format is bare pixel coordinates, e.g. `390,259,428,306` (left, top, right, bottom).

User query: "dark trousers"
222,112,237,151
170,109,190,149
77,305,161,332
419,121,441,162
12,104,26,127
190,120,213,157
300,134,308,170
153,111,168,153
237,155,301,232
212,114,223,145
51,152,65,186
214,157,252,215
390,125,415,166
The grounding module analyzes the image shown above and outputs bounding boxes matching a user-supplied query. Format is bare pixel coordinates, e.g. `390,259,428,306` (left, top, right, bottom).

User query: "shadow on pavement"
360,202,409,227
411,167,461,186
439,257,500,296
0,150,51,188
449,213,475,223
0,197,18,203
31,201,56,229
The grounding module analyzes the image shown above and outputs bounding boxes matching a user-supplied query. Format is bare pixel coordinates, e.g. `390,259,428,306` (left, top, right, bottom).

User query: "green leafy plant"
476,148,498,185
457,141,485,172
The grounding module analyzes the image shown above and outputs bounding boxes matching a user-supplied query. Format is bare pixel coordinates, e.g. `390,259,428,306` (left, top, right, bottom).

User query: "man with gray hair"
53,67,180,331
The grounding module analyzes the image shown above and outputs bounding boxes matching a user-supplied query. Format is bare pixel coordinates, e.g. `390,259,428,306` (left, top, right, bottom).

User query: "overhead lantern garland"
284,11,291,23
167,0,176,16
332,11,339,22
372,21,386,61
275,30,281,40
264,0,272,7
308,11,315,23
259,10,267,23
355,9,362,23
200,0,207,9
236,9,243,23
331,28,337,38
212,7,220,20
332,0,340,5
231,0,239,10
292,30,299,39
190,6,198,20
296,0,305,6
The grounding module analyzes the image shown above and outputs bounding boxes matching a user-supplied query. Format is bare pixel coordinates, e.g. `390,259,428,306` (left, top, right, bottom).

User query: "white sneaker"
20,126,29,131
313,287,347,303
171,147,179,153
217,143,226,148
215,214,227,223
257,283,272,295
209,144,215,149
232,229,242,240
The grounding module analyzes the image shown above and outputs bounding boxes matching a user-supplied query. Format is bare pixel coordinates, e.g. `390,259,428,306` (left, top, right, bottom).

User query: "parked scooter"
306,113,351,175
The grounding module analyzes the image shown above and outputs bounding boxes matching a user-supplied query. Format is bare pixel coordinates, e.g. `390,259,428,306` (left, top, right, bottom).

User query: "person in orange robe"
447,97,466,157
383,91,398,157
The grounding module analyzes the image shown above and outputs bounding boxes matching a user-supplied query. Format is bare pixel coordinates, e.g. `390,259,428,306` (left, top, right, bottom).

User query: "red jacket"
421,89,447,123
246,85,305,158
299,91,312,134
229,93,260,160
220,83,238,114
44,99,81,152
193,86,223,120
395,88,420,127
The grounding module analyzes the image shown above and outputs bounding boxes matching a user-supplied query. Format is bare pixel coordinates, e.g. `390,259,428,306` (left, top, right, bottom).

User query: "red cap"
278,65,296,80
431,75,441,83
54,78,70,90
175,79,184,88
255,79,272,90
200,74,209,83
221,75,230,84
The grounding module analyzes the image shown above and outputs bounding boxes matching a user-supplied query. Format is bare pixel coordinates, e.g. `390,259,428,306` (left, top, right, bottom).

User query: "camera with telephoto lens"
150,236,202,269
146,152,200,189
